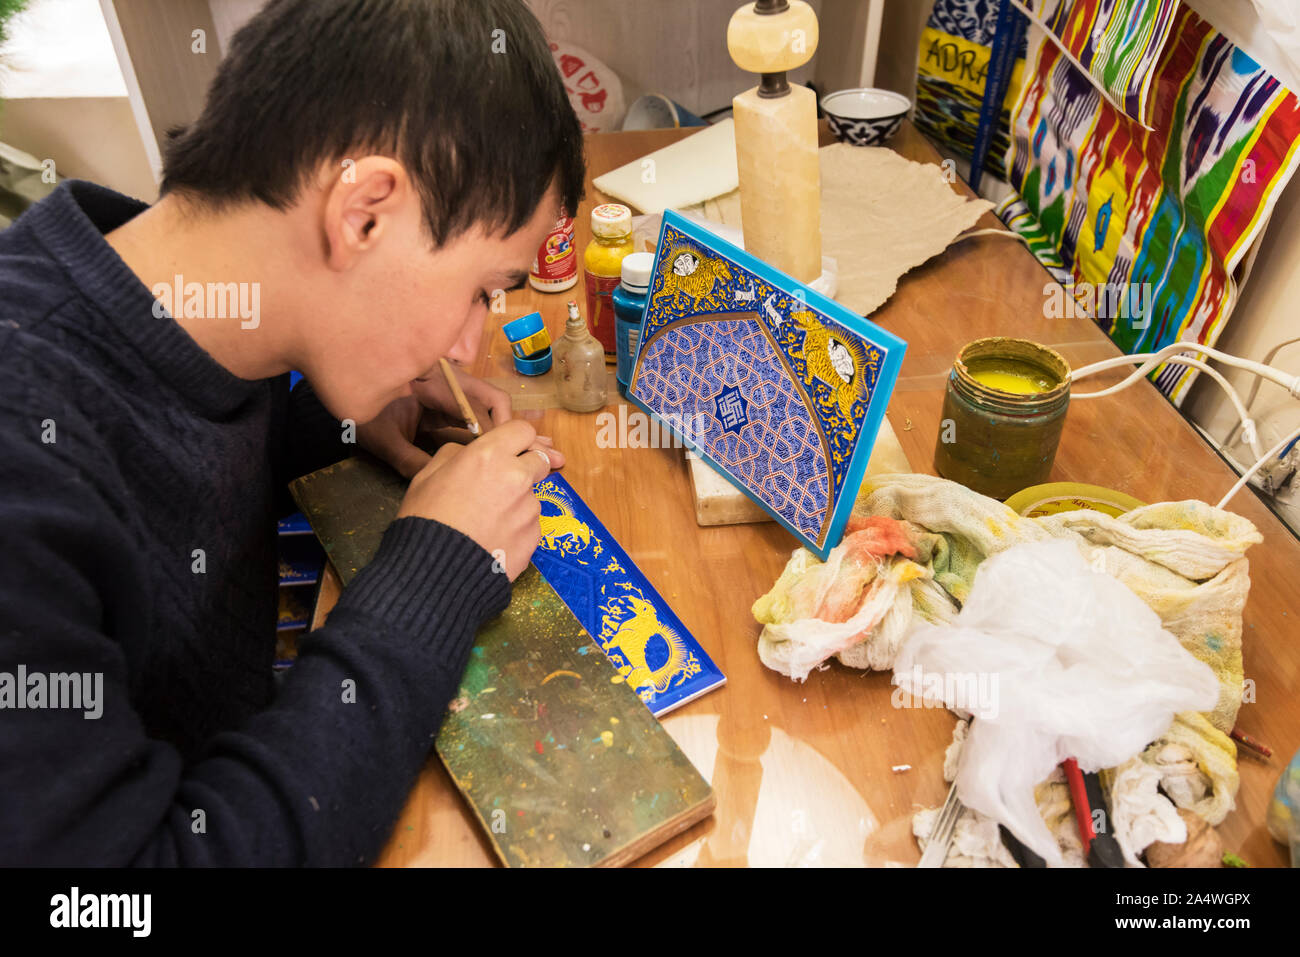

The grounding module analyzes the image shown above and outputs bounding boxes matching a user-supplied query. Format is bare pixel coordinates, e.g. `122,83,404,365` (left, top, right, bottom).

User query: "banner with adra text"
913,0,1028,183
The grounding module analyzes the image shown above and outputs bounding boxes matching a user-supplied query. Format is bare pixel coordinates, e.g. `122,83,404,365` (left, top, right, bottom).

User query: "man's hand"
357,369,513,479
355,394,428,478
411,367,512,431
397,420,562,580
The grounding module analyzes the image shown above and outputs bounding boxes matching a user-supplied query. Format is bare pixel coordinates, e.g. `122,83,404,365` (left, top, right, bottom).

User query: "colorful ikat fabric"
1001,2,1300,403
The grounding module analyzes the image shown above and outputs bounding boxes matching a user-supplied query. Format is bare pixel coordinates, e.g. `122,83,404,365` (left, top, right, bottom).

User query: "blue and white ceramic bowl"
821,88,910,146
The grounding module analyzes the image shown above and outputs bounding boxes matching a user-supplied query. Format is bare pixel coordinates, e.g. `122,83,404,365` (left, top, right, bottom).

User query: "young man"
0,0,583,864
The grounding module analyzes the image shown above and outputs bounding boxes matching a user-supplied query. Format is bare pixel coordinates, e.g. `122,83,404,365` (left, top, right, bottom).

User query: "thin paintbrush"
438,357,480,436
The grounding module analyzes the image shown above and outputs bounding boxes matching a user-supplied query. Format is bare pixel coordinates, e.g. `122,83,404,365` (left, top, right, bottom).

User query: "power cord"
1069,341,1300,508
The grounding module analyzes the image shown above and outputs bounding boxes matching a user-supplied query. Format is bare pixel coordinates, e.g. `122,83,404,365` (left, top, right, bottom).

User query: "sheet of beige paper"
684,143,994,317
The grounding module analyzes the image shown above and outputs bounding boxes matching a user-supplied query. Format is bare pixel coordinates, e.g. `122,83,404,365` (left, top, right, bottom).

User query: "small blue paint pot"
514,345,552,376
503,311,551,361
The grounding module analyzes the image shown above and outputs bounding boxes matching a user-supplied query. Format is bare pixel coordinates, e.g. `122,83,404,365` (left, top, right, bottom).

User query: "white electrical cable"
1223,335,1300,449
1171,359,1265,463
1072,354,1264,461
1218,423,1300,510
958,227,1030,245
1068,340,1300,510
1071,341,1300,396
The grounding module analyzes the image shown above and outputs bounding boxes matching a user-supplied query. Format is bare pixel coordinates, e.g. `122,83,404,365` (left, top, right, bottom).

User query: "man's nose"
446,309,486,365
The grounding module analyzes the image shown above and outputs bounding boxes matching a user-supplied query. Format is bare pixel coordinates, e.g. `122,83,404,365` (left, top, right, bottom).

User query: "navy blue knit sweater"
0,181,511,865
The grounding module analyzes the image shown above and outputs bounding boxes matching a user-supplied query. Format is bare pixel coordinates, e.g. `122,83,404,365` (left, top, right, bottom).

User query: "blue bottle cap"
513,345,552,376
503,311,545,343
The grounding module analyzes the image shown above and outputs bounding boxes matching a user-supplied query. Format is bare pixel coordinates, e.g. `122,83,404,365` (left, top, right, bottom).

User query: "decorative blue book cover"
628,210,906,560
530,473,724,717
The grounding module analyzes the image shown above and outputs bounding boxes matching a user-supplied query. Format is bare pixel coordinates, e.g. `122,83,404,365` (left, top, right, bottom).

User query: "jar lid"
513,345,553,376
620,252,655,290
590,203,632,238
1004,482,1145,519
502,310,544,343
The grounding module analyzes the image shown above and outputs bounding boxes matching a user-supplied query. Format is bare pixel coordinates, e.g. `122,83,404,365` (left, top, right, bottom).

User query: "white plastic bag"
892,540,1221,866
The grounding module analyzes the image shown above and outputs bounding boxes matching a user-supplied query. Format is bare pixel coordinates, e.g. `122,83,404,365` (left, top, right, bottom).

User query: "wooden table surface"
332,121,1298,867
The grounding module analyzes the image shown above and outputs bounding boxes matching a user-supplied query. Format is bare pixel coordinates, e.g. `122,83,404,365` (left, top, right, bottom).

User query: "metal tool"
1063,757,1125,868
998,824,1047,867
918,781,962,868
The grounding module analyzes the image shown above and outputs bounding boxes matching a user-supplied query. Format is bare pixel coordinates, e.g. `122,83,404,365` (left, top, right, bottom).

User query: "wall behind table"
0,0,158,200
2,96,157,201
214,0,923,120
526,0,821,117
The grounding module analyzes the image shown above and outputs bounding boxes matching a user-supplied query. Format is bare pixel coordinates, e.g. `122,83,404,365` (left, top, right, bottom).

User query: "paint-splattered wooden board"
288,453,407,585
290,455,716,867
440,563,714,866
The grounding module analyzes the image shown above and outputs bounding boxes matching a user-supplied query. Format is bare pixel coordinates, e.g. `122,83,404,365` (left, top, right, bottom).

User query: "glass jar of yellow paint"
933,337,1071,500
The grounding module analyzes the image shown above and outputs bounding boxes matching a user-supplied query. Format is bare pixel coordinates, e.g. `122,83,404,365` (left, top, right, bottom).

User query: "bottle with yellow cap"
582,203,634,357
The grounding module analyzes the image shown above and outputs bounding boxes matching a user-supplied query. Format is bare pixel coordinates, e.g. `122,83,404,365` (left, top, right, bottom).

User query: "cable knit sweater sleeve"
0,416,510,865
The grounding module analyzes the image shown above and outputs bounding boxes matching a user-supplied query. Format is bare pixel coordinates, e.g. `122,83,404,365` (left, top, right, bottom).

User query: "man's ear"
321,156,410,271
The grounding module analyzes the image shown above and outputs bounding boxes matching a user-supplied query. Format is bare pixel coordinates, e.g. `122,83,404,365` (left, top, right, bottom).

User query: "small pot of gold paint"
933,337,1071,500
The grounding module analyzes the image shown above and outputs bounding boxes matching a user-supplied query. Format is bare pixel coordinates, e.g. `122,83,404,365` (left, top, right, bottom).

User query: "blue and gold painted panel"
628,211,906,560
531,473,725,716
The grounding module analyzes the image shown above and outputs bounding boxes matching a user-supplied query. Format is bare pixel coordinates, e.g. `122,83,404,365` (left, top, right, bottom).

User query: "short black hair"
161,0,584,246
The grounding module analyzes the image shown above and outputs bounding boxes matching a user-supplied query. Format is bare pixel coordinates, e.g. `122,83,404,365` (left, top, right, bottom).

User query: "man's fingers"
411,441,462,479
519,446,554,482
423,424,477,447
430,442,464,466
481,418,538,454
371,427,431,479
394,445,433,479
484,389,512,426
468,396,494,431
531,436,563,468
464,375,513,427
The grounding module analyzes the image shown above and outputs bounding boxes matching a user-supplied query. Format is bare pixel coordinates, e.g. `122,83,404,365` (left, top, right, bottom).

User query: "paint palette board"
289,455,716,867
531,473,724,716
628,210,906,560
437,563,714,867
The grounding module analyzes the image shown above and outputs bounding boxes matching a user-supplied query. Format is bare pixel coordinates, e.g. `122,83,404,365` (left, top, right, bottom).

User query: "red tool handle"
1062,757,1094,855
